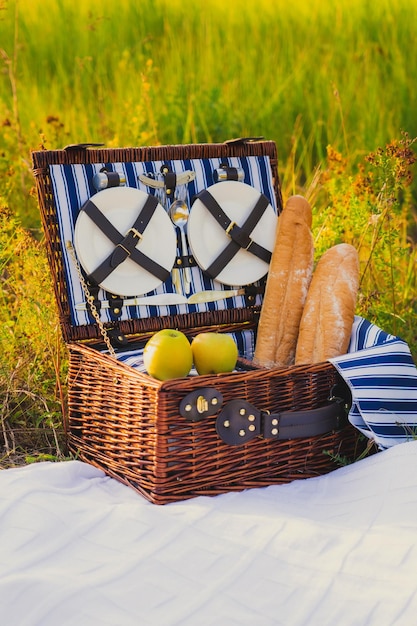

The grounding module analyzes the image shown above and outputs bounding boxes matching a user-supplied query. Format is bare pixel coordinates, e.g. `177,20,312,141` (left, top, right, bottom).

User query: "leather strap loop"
223,166,240,181
163,171,177,198
213,164,244,183
262,403,346,440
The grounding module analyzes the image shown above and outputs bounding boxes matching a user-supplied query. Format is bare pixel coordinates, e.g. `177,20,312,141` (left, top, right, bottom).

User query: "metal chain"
66,241,117,358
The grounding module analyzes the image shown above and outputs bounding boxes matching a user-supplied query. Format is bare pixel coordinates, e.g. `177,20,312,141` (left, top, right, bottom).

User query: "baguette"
253,195,314,368
295,243,359,364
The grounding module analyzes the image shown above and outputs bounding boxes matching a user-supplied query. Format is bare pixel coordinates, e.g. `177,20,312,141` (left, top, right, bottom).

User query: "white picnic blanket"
1,441,417,626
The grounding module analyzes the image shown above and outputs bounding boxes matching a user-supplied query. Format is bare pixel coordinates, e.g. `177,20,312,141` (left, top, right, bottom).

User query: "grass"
1,0,416,465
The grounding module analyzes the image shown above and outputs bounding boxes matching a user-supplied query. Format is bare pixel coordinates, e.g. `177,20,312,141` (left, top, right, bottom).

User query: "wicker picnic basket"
32,139,361,504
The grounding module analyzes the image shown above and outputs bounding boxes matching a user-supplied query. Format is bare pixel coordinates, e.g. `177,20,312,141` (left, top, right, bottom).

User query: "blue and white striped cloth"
330,316,417,449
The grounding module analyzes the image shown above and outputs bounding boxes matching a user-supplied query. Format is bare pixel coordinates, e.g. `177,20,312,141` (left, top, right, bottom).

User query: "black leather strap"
216,399,347,446
81,195,170,286
163,170,177,198
221,166,240,181
263,402,346,439
213,164,243,182
194,189,272,279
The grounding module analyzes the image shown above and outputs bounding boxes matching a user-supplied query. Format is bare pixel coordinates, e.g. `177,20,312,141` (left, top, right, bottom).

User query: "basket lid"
32,140,282,344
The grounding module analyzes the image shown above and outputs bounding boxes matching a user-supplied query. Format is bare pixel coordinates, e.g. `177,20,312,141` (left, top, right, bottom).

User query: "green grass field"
1,0,416,464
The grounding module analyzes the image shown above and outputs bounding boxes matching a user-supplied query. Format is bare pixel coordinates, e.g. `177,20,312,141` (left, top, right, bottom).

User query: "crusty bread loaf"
253,195,314,368
295,243,359,364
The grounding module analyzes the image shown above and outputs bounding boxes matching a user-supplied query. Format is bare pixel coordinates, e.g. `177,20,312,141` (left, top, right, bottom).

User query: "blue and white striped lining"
331,316,417,449
49,155,278,328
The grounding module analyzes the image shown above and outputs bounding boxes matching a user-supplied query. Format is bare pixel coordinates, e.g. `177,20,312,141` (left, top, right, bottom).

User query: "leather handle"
216,399,347,446
179,388,347,446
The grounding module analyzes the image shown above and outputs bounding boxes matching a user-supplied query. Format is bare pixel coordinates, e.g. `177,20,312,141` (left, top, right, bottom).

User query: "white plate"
188,181,277,286
74,187,176,296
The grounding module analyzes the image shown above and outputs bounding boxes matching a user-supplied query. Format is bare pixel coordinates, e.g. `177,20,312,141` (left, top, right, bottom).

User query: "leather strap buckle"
225,220,253,250
113,227,144,260
127,227,143,241
225,220,237,235
245,239,253,252
116,243,131,257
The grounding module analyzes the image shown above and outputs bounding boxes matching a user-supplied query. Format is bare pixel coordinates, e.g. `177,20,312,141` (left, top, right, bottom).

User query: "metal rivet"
272,418,278,426
177,258,182,265
114,308,120,315
185,404,192,412
223,420,230,428
239,408,246,416
249,424,256,432
248,414,255,422
271,428,278,436
239,429,246,437
211,397,218,405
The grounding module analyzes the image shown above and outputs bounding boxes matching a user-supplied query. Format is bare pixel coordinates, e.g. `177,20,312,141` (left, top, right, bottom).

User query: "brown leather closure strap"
215,398,347,446
194,189,272,279
81,195,170,286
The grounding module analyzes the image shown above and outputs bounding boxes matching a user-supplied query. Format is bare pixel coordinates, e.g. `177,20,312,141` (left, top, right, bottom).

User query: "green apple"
143,329,193,381
191,332,238,375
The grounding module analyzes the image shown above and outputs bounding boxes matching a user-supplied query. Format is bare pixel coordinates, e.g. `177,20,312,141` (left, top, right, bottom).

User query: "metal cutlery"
75,288,248,311
169,185,192,294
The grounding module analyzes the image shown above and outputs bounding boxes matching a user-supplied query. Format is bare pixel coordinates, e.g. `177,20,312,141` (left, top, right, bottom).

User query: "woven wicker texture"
67,341,360,504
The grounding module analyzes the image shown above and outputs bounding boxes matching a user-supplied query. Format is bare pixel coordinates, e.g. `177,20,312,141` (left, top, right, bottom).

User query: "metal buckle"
225,221,253,250
116,228,143,257
116,243,131,256
127,227,143,241
225,220,237,236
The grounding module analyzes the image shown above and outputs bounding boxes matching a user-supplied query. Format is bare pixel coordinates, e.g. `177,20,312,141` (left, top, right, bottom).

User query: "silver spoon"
169,187,192,294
